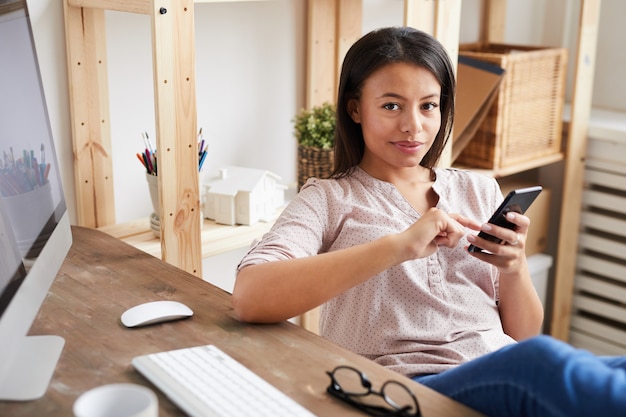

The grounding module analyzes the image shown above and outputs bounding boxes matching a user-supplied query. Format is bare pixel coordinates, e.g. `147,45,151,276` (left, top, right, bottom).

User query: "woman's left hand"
463,212,529,274
457,212,543,339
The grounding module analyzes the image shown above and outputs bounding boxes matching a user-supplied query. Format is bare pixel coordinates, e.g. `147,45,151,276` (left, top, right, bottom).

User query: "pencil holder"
146,173,160,238
3,181,54,258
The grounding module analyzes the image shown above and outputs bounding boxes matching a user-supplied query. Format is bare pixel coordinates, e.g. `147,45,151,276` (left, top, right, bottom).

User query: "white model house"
202,166,286,226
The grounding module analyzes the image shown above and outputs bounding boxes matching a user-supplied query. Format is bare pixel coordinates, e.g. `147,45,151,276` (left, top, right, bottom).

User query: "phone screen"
468,186,542,253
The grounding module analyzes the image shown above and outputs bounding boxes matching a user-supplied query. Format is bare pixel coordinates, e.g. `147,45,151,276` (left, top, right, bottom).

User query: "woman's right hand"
396,208,466,261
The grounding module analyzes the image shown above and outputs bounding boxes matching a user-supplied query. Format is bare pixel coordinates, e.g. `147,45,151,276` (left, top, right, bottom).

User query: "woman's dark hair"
331,26,456,177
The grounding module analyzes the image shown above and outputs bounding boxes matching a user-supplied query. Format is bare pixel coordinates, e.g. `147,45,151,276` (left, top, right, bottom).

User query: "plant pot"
297,145,334,190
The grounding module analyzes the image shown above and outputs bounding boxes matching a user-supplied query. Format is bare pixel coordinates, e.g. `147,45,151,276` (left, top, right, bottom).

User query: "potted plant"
292,102,336,189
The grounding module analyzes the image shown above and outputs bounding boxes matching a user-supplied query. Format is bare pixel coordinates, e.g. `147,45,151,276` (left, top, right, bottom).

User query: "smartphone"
467,185,543,253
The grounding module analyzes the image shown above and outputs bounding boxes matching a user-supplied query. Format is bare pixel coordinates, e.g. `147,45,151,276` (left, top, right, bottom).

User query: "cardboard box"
499,182,551,256
452,56,504,162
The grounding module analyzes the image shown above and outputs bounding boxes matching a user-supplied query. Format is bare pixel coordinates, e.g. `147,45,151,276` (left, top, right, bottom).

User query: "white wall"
591,0,626,111
27,0,625,228
105,1,305,223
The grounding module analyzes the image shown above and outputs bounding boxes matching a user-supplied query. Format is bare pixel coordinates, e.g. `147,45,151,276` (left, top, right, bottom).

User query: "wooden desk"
0,226,483,417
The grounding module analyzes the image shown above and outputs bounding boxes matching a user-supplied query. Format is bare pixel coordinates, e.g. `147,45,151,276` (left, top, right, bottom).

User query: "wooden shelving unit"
64,0,284,279
302,0,600,337
64,0,203,277
409,0,602,341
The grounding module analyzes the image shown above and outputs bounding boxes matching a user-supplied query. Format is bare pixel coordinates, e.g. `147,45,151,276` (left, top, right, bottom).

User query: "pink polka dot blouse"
237,167,516,377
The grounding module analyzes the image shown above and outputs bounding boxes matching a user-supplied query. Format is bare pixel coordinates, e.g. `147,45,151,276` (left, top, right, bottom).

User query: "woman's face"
348,62,441,177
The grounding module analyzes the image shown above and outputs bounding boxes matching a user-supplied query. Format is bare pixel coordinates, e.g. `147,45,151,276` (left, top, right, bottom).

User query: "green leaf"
292,102,336,149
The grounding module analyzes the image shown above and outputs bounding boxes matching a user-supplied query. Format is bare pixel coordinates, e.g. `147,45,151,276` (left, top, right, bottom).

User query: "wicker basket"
297,145,334,190
456,43,568,170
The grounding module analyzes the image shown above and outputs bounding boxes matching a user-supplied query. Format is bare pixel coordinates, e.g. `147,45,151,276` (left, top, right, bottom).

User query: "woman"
233,27,626,416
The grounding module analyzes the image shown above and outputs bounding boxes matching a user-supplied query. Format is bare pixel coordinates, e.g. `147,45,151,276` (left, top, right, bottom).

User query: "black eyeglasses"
326,366,421,417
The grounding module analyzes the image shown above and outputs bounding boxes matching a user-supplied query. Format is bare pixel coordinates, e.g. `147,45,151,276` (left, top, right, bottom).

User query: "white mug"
73,383,158,417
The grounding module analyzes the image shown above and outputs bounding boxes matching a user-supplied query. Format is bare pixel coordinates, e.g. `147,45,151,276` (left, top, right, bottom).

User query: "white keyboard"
132,344,316,417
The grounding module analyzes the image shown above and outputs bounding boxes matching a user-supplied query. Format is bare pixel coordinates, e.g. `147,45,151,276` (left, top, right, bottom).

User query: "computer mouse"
121,300,193,328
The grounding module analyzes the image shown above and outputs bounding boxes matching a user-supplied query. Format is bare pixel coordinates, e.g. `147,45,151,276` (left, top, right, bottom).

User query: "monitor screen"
0,0,72,401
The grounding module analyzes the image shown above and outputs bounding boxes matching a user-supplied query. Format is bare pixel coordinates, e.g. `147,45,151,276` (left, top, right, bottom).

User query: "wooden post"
404,0,435,34
305,0,337,108
64,1,115,228
301,0,362,333
404,0,461,67
550,0,601,340
481,0,507,43
404,0,462,168
150,0,202,277
336,0,362,87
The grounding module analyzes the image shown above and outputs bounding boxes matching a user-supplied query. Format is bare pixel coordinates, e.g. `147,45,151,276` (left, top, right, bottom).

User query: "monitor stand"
0,335,65,401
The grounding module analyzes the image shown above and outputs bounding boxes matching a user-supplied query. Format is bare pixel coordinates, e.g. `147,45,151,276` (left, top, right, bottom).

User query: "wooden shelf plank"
67,0,266,15
67,0,152,15
98,212,279,259
453,152,564,178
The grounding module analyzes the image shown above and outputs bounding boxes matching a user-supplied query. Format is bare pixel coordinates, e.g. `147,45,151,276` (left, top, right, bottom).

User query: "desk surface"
0,226,483,417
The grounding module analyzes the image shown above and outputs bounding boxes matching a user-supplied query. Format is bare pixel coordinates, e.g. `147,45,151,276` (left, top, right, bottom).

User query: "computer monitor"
0,0,72,401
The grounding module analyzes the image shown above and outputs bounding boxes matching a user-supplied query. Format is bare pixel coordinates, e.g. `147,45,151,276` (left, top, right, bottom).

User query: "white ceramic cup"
73,383,158,417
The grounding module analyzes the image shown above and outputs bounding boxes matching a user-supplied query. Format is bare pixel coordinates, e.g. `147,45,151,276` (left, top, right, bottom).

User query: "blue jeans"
412,335,626,417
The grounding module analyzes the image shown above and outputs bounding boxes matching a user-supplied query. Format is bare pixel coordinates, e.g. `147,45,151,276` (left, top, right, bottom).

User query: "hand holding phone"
468,186,542,253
